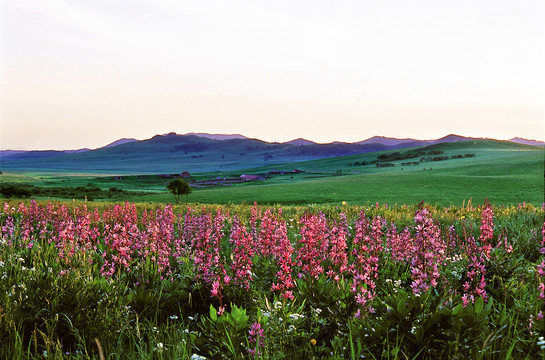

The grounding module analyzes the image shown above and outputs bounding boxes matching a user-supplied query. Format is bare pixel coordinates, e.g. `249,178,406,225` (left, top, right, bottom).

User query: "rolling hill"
0,133,541,174
161,139,544,206
2,138,542,206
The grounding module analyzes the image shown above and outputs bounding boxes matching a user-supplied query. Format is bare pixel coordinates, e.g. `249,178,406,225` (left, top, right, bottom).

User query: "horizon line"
2,133,544,152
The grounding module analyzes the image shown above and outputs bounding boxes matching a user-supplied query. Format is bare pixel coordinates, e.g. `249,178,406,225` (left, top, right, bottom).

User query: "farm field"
0,200,544,359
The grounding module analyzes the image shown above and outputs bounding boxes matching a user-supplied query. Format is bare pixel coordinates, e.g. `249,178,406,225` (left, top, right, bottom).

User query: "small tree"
166,179,192,203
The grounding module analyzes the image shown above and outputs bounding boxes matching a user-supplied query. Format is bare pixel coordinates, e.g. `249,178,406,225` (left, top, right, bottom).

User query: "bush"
0,184,32,198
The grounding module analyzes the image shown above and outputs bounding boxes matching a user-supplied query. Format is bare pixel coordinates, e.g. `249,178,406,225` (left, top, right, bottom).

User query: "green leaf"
227,316,236,328
209,304,217,322
396,297,406,314
452,304,463,316
475,297,484,314
415,326,424,343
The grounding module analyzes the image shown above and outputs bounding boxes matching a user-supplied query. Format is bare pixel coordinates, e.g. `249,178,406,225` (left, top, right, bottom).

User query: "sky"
1,0,544,150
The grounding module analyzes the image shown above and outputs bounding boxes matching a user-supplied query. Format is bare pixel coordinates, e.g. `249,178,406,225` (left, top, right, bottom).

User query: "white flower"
156,343,164,350
190,354,207,360
289,313,304,321
274,301,282,309
170,315,178,320
287,324,296,333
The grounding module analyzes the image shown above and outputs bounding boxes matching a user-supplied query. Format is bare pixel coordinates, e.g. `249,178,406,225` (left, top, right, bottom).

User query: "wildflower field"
1,200,544,359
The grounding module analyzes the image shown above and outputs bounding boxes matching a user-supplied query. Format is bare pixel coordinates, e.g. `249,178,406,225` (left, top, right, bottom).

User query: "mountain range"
1,133,542,174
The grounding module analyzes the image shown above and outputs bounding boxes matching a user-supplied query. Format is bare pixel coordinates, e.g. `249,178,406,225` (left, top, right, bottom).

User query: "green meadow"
1,140,543,207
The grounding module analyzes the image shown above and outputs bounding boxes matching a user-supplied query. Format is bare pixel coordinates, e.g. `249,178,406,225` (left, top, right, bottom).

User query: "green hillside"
161,140,544,206
1,140,543,206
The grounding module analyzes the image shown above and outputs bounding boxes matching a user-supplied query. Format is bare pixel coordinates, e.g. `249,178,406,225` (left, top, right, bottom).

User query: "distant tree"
166,179,192,203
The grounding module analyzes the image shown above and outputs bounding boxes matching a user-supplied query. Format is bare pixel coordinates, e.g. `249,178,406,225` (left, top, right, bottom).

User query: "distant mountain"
509,137,544,146
71,149,90,153
357,134,480,147
432,134,479,144
283,138,316,146
0,149,89,161
357,136,426,147
103,138,138,148
0,150,26,159
185,133,248,141
2,133,540,174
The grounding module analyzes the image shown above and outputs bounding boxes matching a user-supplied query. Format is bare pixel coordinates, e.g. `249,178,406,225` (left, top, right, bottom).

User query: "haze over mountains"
1,133,542,174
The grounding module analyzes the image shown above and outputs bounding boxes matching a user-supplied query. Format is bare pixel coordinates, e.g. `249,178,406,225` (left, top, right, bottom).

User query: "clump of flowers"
410,207,446,294
247,321,265,356
533,221,545,328
479,200,495,257
296,212,329,280
326,213,349,281
230,216,255,291
351,212,384,316
270,209,295,300
386,225,414,262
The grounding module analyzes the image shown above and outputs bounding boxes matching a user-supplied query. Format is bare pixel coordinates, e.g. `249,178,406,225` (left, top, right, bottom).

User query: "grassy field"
1,140,543,206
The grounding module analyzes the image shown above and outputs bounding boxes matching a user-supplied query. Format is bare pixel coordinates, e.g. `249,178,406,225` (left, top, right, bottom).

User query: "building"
240,174,266,181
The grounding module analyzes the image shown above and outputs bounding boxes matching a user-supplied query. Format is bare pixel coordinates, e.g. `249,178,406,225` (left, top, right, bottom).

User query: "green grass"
154,144,545,206
160,171,542,207
2,140,543,206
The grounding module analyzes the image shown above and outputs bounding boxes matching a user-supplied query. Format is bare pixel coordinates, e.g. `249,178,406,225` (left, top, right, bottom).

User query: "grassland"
1,140,543,207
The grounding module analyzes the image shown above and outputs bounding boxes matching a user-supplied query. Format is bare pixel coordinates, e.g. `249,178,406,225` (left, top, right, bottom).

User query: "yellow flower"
342,201,347,206
311,339,317,346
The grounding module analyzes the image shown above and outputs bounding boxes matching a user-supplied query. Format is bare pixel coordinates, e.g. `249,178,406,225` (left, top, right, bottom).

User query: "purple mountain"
184,133,248,141
509,137,544,146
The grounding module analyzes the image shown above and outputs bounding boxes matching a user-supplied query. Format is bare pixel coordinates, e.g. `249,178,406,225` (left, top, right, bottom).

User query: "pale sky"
1,0,544,150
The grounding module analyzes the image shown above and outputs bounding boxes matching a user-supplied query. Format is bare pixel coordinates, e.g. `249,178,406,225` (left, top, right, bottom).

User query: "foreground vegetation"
1,200,544,359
